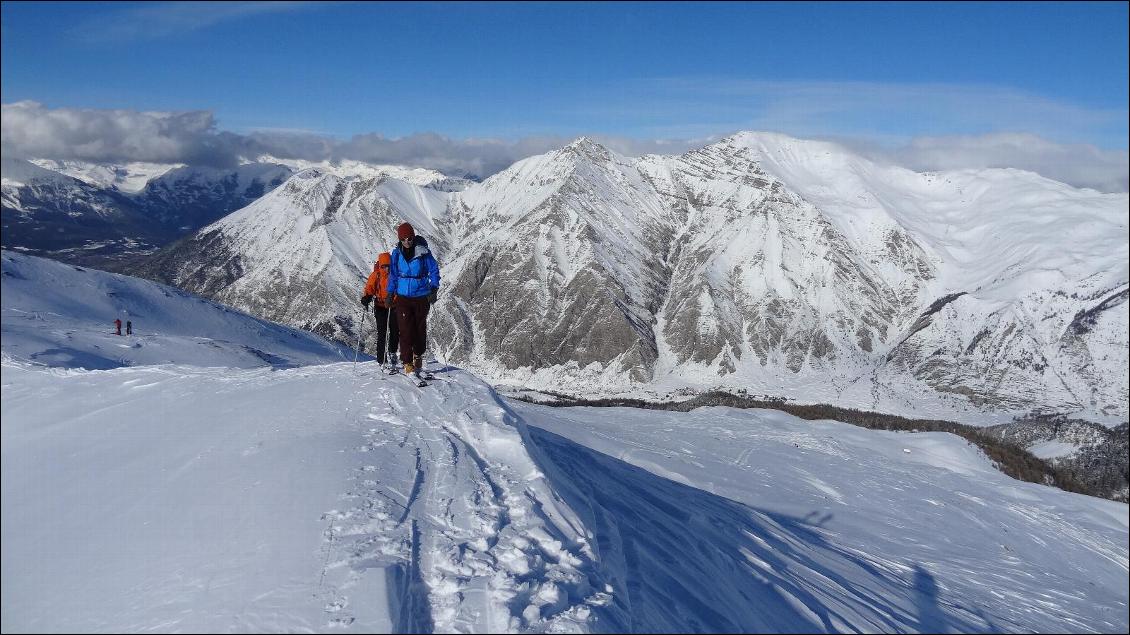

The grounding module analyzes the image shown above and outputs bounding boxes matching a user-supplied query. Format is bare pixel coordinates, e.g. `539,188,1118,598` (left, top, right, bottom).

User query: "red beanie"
397,222,415,241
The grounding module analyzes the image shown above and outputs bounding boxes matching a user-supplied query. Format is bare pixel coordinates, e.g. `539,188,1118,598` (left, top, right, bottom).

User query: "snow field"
1,251,354,370
1,359,611,632
512,401,1129,633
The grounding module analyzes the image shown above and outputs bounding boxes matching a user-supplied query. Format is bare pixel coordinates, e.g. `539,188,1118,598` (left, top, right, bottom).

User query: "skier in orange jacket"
361,252,400,371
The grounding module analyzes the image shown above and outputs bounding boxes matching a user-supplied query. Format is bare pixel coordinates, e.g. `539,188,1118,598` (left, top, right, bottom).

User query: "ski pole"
353,304,367,371
384,300,392,368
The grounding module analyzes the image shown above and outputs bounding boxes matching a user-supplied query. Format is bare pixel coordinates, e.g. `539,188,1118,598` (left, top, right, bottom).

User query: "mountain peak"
288,166,341,183
1,156,81,187
566,136,597,148
716,130,848,159
562,136,612,160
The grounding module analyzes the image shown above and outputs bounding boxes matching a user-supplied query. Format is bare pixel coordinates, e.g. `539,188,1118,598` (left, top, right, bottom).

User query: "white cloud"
334,133,563,178
265,132,708,178
856,133,1129,193
1,101,250,167
3,102,1126,191
576,79,1129,155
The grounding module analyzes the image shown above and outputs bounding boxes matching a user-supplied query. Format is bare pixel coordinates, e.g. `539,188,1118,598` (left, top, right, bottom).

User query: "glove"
427,289,438,305
361,295,372,307
390,294,399,308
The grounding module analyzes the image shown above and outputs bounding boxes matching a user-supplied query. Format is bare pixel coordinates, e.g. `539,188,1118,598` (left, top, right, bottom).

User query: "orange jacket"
363,253,393,306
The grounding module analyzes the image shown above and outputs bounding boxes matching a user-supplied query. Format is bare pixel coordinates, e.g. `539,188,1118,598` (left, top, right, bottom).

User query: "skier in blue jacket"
387,221,441,377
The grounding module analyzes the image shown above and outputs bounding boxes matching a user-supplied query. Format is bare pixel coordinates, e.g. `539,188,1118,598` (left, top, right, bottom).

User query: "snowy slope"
1,361,610,633
2,157,83,190
512,400,1129,633
3,256,1127,633
1,259,608,633
1,251,353,369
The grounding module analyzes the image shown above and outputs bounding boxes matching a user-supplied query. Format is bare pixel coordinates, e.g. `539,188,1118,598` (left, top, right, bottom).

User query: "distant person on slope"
361,252,400,372
114,318,122,336
126,320,132,336
387,222,440,378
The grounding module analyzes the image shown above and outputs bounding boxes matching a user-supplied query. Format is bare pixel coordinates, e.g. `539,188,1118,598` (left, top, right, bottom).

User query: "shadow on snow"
524,425,993,634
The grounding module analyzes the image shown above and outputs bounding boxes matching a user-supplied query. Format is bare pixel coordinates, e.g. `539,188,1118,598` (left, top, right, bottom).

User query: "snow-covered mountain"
134,133,1128,425
255,155,475,191
436,136,936,388
3,251,1127,633
2,157,165,259
2,158,293,264
130,162,293,231
137,168,451,341
1,156,474,266
27,158,183,193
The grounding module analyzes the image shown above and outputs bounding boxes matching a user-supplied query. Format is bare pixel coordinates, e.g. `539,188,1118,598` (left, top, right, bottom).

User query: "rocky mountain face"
130,134,1128,425
130,164,293,231
430,138,935,388
135,169,451,341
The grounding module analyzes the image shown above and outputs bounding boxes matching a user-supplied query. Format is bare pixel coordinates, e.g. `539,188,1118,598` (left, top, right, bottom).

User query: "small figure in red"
114,318,122,335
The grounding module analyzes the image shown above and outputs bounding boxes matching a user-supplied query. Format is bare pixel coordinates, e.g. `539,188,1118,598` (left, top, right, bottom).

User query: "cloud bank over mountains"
886,133,1129,194
3,100,1126,191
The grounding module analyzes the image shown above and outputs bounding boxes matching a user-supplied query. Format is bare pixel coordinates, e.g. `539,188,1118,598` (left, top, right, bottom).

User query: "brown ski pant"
395,296,430,366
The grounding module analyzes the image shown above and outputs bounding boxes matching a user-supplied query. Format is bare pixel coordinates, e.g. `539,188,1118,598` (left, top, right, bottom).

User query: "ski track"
315,366,603,633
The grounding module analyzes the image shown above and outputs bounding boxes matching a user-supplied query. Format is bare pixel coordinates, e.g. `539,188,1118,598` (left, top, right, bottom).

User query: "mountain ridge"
91,132,1130,425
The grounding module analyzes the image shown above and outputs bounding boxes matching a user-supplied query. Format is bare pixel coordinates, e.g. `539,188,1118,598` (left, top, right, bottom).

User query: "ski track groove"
398,448,426,526
310,365,603,633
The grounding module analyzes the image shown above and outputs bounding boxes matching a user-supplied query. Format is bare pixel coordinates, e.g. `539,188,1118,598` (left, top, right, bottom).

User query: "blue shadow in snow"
29,346,123,370
385,520,435,634
524,426,991,634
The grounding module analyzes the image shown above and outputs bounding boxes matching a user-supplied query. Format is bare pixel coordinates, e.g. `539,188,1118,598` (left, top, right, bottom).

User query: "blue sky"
3,2,1127,143
1,2,1127,189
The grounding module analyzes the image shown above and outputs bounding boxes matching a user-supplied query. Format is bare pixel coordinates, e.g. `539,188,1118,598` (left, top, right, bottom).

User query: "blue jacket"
387,236,441,298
